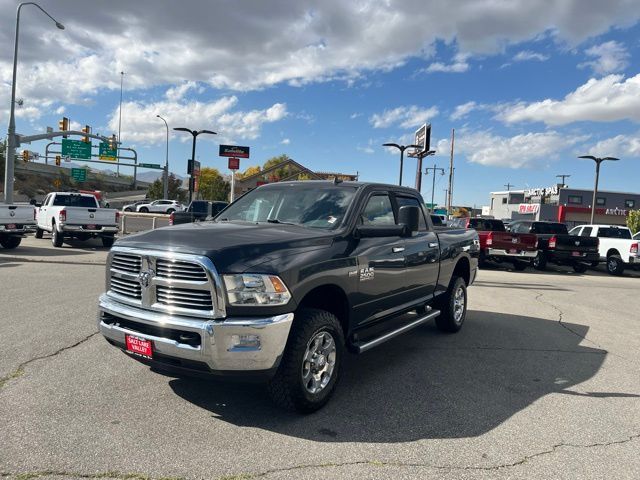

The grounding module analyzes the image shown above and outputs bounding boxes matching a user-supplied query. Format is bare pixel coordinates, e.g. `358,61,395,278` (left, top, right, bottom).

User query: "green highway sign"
139,163,163,169
62,139,92,160
71,168,87,182
99,142,117,161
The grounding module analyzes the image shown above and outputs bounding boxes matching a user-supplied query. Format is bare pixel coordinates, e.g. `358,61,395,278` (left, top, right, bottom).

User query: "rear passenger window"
361,194,395,226
396,196,427,230
580,227,592,237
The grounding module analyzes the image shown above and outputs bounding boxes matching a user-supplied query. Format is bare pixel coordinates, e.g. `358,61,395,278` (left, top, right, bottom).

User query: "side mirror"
398,205,420,234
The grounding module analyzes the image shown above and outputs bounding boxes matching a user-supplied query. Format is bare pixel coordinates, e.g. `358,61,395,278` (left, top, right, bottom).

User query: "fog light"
230,334,261,349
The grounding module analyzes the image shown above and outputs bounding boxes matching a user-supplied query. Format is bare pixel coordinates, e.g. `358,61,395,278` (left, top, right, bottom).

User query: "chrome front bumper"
487,248,537,258
98,294,293,373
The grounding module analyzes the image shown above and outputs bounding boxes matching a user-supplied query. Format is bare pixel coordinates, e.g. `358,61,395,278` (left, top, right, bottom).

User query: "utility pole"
504,183,515,191
116,71,125,177
556,174,570,187
446,128,455,216
425,164,445,211
412,149,435,192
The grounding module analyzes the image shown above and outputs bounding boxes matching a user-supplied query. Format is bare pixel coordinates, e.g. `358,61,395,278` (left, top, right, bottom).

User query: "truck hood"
115,221,334,272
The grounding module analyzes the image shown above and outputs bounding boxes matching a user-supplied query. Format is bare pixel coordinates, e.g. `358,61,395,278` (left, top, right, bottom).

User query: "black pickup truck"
169,200,228,225
98,181,479,412
509,220,599,272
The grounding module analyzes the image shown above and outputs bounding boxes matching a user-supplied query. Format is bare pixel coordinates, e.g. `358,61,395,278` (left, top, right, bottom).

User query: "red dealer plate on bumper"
572,251,582,257
125,334,153,359
6,224,16,230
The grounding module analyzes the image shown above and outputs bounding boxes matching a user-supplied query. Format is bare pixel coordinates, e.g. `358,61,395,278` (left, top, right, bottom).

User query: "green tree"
237,165,261,179
627,210,640,235
198,167,230,201
262,154,298,181
147,173,186,201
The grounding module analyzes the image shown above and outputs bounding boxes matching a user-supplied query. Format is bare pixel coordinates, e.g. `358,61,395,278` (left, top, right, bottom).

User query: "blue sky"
1,1,639,206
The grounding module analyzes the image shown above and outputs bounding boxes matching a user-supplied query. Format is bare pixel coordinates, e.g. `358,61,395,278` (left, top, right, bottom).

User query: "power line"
504,182,515,191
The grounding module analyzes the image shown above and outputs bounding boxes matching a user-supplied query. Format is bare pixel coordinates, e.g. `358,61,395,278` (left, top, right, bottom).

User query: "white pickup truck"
0,203,36,249
569,224,639,275
35,192,119,248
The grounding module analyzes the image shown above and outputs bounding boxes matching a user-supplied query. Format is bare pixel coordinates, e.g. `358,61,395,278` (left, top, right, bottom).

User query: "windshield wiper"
266,219,298,226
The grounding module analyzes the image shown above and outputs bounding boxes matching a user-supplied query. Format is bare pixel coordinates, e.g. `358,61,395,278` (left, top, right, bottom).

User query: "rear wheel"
139,207,149,213
435,276,467,333
268,308,343,413
35,227,44,239
167,208,175,214
532,251,547,271
0,236,21,249
124,207,132,212
606,255,625,276
51,224,63,248
573,263,588,273
101,235,115,248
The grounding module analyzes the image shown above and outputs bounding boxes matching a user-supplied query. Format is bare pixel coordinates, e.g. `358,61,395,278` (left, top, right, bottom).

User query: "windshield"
532,222,568,235
52,195,98,208
219,184,357,229
469,218,505,232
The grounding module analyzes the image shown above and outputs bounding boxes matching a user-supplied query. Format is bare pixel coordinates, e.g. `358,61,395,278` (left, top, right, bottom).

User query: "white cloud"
450,101,478,121
280,138,290,145
438,129,588,168
578,40,629,75
513,50,549,62
165,81,202,101
425,53,470,73
370,105,439,129
589,133,640,158
498,74,640,125
1,0,638,117
107,97,287,145
350,113,362,119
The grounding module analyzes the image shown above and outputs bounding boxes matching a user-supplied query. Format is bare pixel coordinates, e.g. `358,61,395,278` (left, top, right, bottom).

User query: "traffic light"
108,134,117,150
81,125,91,143
55,155,61,166
22,150,29,162
58,117,69,138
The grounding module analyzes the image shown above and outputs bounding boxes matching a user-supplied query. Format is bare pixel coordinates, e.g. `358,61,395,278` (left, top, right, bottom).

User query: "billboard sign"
412,123,431,156
228,157,240,170
219,145,250,158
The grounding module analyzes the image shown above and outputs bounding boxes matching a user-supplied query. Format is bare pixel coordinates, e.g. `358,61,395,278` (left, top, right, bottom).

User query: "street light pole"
156,115,169,199
382,143,421,186
578,155,619,224
4,2,64,203
116,71,125,177
173,127,216,203
424,164,445,211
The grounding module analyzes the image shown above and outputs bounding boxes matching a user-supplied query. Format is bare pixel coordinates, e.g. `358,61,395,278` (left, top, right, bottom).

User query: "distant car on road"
122,201,148,212
136,200,185,214
169,200,228,225
0,203,36,249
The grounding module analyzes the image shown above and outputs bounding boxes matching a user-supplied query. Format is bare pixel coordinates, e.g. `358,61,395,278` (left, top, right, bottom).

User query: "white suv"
136,200,184,214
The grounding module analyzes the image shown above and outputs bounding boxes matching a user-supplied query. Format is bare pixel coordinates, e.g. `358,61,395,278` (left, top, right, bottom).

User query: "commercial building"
486,185,640,227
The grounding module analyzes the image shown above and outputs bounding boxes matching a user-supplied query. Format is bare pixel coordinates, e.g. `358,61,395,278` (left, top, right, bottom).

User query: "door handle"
428,242,438,248
392,247,405,253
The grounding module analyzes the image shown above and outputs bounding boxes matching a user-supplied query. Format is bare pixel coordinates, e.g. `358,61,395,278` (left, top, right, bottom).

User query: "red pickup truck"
459,218,538,270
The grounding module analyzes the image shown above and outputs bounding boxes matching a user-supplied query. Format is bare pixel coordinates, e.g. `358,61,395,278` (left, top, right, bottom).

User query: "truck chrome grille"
106,247,225,319
111,253,142,273
156,285,213,310
156,258,207,281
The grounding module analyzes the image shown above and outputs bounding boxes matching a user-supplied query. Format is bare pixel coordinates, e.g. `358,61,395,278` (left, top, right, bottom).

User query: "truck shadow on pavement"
169,310,609,442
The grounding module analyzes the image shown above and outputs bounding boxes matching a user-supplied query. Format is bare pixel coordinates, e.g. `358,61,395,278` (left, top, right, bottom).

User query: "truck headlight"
222,274,291,306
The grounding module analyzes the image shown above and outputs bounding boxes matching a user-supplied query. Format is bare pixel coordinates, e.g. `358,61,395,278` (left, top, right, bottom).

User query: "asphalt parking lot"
0,240,638,479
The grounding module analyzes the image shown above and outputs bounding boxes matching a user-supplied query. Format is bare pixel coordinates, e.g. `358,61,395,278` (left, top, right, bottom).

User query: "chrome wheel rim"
453,286,465,324
301,331,336,394
608,259,616,271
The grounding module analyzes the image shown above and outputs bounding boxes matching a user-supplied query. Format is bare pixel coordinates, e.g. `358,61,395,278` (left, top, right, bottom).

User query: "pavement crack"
0,331,98,390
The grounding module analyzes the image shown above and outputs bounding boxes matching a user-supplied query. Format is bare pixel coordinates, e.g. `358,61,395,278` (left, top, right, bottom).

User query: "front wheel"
167,208,175,214
0,236,22,249
124,207,132,212
139,207,149,213
435,276,467,333
268,308,344,413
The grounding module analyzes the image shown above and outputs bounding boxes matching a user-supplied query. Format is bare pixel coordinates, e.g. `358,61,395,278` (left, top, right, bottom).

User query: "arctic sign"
525,185,558,197
219,145,250,158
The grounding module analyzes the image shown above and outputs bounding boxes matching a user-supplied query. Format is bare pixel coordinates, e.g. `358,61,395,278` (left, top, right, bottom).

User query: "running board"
354,309,441,353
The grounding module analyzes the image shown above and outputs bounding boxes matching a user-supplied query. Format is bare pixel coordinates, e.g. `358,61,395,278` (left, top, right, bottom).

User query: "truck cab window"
361,194,395,226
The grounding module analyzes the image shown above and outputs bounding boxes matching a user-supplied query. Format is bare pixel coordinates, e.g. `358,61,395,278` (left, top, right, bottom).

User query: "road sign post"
228,157,240,202
139,163,163,169
99,142,117,161
71,168,87,182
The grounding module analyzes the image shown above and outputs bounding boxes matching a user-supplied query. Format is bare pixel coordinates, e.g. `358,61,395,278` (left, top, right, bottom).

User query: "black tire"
35,227,44,239
268,308,344,413
532,251,547,271
102,235,116,248
167,208,175,214
124,207,132,212
139,207,149,213
513,261,528,271
478,251,487,269
0,236,21,249
51,224,64,248
606,255,625,276
434,276,467,333
573,263,588,273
